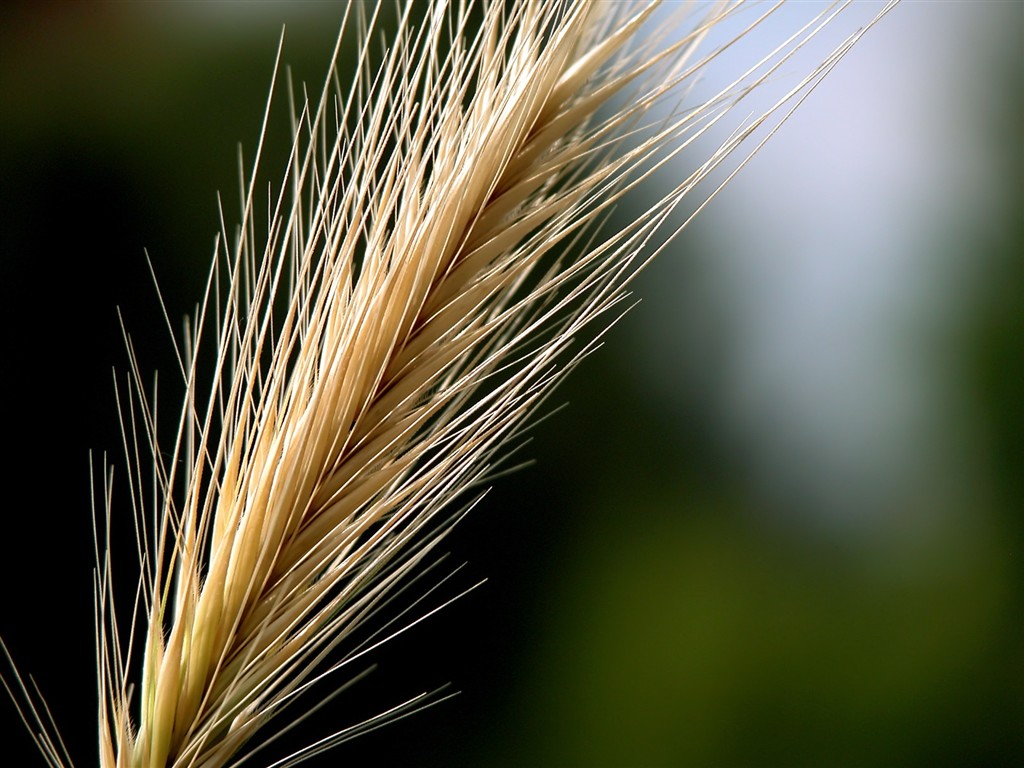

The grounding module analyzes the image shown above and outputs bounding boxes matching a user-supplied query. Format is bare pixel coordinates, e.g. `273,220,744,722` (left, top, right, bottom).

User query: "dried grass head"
1,1,896,766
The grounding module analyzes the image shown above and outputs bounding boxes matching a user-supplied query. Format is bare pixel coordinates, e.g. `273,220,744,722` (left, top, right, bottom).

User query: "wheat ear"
0,1,897,766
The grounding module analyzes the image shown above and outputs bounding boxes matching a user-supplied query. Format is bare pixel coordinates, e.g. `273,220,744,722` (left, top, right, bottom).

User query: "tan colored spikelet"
1,1,898,766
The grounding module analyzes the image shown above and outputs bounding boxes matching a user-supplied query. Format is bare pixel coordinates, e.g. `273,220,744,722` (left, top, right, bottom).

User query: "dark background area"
1,2,1020,766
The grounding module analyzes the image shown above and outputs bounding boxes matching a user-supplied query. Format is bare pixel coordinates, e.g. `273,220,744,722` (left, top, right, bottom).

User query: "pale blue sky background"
631,1,1016,529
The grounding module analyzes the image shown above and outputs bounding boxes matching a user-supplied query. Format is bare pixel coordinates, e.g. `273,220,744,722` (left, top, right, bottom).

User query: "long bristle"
0,2,899,767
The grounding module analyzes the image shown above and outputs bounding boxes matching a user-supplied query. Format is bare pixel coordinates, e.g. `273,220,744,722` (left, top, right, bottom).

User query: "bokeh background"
1,1,1020,766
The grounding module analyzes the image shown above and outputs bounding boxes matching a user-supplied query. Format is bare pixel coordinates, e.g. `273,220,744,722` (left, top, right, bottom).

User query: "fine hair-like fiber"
1,1,897,766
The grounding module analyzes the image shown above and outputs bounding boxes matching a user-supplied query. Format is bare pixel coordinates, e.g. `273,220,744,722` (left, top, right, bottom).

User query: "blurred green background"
0,1,1020,766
